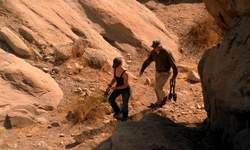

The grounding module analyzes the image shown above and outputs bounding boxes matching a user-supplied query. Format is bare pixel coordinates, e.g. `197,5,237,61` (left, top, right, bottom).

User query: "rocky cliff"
199,1,250,149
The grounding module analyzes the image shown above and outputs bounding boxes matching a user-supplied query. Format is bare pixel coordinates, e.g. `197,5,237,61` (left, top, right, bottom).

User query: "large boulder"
0,27,32,58
0,48,63,128
94,113,204,150
198,16,250,149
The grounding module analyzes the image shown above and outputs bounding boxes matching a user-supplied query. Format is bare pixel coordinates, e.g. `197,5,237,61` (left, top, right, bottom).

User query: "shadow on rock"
65,142,80,149
93,113,209,150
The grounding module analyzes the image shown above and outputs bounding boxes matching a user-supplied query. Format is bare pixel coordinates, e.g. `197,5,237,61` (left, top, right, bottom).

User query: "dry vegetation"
180,15,225,60
186,21,223,50
62,89,112,124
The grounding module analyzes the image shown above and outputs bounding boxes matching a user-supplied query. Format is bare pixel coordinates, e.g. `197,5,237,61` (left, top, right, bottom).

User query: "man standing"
139,40,178,108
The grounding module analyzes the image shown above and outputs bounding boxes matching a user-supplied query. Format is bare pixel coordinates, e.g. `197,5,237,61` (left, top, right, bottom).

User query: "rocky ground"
0,1,224,150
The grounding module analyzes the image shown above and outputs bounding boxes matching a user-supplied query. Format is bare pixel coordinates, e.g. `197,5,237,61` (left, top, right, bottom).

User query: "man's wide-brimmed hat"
151,40,161,48
112,57,122,68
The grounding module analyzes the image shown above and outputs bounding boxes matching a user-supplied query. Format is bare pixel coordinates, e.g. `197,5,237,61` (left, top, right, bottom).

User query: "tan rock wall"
198,16,250,149
203,0,250,29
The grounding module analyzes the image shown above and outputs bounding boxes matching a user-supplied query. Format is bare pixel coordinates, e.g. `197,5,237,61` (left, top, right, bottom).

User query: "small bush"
180,15,225,57
65,89,111,124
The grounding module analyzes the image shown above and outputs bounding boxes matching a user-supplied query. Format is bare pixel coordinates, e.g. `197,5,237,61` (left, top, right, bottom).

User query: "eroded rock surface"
0,49,63,128
203,0,250,29
94,113,205,150
198,16,250,149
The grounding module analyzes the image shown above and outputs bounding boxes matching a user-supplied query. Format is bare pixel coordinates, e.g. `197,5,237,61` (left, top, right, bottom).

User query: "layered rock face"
198,9,250,150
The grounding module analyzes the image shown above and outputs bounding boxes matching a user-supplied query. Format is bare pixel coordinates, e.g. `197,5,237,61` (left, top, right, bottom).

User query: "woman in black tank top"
106,57,131,121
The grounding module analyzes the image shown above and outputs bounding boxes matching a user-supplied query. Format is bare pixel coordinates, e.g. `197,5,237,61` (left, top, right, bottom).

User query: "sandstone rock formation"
198,14,250,150
0,48,63,128
0,27,32,58
4,0,179,64
94,113,205,150
203,0,250,29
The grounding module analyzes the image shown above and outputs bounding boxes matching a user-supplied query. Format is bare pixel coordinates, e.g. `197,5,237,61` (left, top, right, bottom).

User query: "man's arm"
139,53,154,76
167,52,178,79
171,61,178,79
